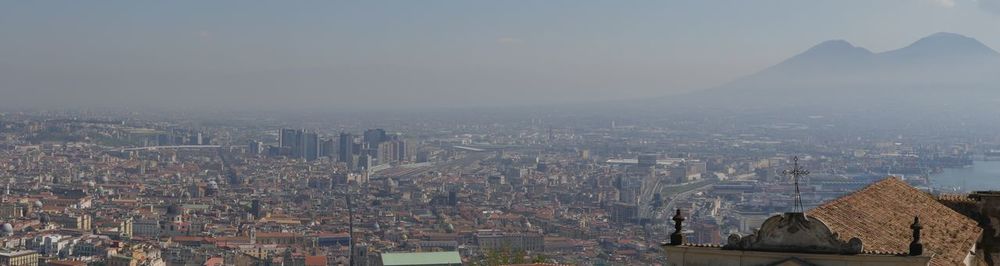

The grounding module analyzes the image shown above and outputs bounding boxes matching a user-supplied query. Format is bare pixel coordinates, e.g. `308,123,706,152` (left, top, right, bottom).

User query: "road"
374,152,492,180
656,178,720,221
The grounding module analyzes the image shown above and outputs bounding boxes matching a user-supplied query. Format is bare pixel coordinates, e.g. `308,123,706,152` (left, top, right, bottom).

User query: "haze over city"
3,0,1000,110
5,2,1000,266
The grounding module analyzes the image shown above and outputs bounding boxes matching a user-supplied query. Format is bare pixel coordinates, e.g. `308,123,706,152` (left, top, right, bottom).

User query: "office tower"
363,128,387,149
416,150,430,163
280,128,304,158
358,154,373,171
303,132,319,161
618,176,642,205
376,141,396,164
396,139,409,162
266,145,282,157
279,129,295,148
292,130,304,157
374,139,410,163
385,133,400,142
339,133,355,166
320,139,335,158
247,140,261,154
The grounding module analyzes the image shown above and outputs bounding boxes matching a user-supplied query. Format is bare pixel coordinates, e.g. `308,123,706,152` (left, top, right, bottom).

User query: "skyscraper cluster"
338,129,410,170
270,129,336,161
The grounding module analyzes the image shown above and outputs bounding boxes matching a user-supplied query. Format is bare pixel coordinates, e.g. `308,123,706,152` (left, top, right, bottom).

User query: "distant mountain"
881,32,999,62
668,32,1000,112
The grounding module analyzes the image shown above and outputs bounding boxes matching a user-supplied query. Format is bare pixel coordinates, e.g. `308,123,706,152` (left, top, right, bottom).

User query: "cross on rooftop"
782,156,810,213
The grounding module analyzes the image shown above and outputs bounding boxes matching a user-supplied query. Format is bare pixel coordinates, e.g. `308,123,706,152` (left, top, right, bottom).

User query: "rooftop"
807,177,982,265
0,249,38,256
380,251,462,266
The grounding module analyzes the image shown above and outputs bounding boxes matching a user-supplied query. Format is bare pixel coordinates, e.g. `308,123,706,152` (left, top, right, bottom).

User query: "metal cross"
782,156,810,213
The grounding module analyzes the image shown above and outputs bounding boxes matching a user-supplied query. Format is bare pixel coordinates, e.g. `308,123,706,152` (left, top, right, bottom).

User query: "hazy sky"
2,0,999,110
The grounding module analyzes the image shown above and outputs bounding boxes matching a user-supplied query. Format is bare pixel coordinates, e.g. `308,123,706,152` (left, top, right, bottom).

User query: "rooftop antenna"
783,156,810,213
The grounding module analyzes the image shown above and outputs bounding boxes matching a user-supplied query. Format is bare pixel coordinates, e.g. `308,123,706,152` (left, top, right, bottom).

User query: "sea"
932,160,1000,192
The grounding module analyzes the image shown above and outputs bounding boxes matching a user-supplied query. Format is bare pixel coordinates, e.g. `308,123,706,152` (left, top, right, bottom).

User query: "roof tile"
807,177,981,266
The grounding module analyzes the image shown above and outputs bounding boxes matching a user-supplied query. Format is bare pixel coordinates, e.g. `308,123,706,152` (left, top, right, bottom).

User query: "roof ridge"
936,194,975,202
808,176,905,212
806,176,981,265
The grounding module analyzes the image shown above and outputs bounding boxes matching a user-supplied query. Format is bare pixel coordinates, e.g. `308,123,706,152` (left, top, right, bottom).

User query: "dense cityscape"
5,1,1000,266
1,109,998,265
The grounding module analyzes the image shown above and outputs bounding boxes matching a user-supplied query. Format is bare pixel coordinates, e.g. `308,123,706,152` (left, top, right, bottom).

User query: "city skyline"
4,2,1000,265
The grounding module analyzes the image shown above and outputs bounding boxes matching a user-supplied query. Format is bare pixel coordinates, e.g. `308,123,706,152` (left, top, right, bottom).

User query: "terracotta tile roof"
256,232,299,238
937,194,981,221
304,255,327,266
807,177,981,266
46,260,88,266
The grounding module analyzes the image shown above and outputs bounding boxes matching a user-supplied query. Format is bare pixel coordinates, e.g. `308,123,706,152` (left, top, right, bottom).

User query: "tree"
512,249,527,264
532,254,549,263
483,247,515,266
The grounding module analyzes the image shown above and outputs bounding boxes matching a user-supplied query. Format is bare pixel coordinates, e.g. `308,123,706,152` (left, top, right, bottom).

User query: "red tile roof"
807,177,981,266
304,256,327,266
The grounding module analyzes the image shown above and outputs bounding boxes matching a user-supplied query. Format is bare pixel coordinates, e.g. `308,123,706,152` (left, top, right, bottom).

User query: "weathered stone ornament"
723,212,863,255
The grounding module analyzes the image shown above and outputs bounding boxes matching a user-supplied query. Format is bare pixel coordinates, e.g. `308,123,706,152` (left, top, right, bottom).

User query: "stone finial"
909,216,923,256
669,209,685,246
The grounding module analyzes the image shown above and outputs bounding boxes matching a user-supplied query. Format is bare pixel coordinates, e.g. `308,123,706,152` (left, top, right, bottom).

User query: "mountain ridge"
667,32,1000,112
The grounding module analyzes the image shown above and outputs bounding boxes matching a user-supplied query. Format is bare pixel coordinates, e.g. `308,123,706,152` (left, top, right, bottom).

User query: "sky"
1,0,999,110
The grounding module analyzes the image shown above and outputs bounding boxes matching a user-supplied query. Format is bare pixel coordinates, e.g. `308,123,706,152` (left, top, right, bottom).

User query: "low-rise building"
0,249,40,266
